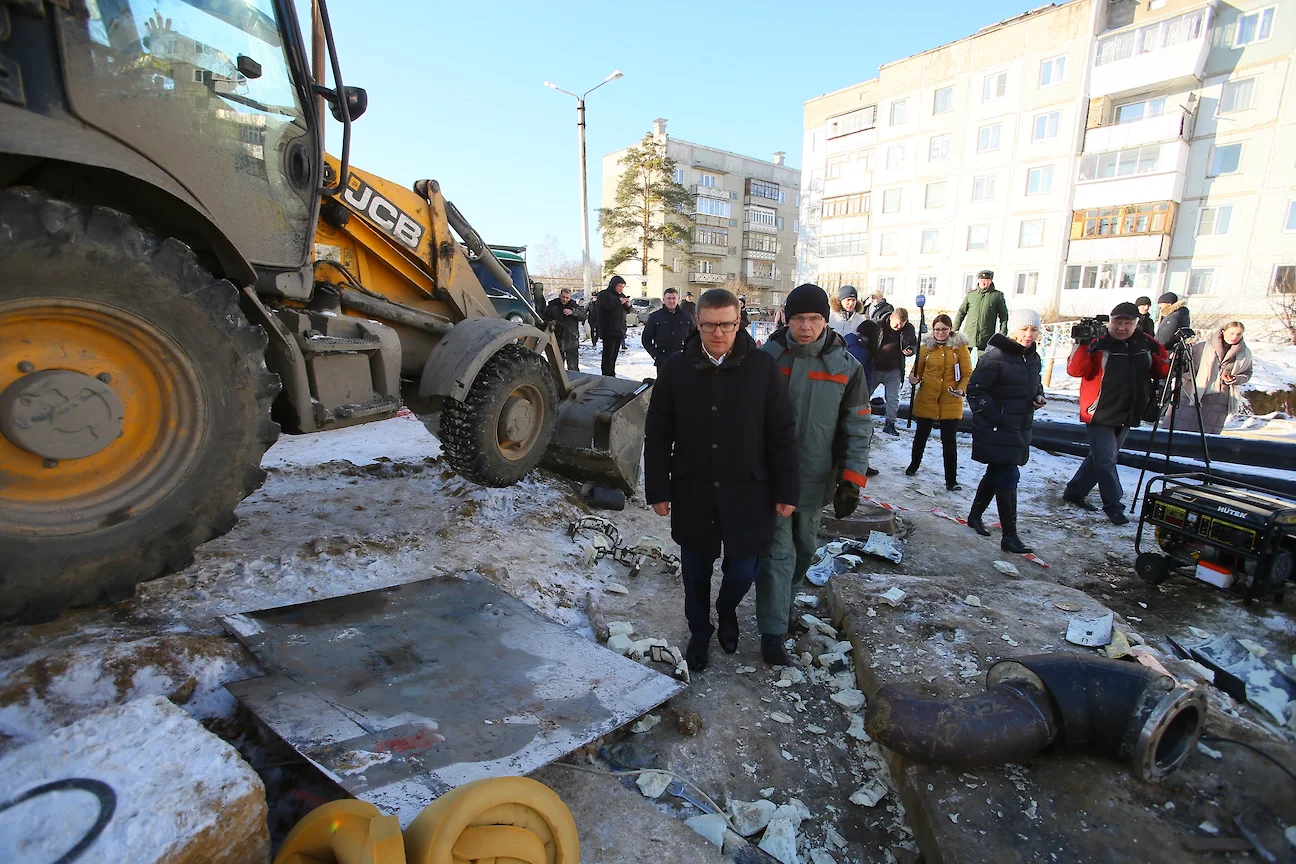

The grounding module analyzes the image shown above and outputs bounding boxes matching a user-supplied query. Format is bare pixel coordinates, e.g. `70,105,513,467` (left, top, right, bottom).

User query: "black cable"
0,778,116,864
1200,734,1296,785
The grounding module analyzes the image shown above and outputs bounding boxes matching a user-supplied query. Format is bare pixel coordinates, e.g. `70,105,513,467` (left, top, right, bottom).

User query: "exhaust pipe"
866,653,1206,782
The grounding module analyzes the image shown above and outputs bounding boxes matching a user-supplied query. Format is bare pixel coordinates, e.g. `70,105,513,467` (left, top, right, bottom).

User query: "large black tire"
0,189,280,621
439,344,558,487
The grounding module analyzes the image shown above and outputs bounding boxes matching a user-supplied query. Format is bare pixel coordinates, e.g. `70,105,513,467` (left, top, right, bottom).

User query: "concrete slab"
825,570,1296,864
0,695,268,864
819,503,897,539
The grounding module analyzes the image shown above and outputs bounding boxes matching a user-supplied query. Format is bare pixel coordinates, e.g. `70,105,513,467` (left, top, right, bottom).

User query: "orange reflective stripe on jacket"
807,370,849,384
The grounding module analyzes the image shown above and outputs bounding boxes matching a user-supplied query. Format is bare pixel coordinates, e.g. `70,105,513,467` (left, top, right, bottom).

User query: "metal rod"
311,0,325,152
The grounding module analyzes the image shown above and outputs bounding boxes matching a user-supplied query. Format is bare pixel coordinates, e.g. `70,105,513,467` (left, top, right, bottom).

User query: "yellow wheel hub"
0,298,206,536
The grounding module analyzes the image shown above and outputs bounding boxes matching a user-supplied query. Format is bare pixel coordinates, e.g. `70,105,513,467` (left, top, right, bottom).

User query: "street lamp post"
544,70,623,300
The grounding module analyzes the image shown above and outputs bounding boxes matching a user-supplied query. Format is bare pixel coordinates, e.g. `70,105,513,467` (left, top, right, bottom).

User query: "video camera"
1071,314,1109,342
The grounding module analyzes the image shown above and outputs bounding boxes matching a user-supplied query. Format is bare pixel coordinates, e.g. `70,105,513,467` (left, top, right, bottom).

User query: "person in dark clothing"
1135,296,1155,338
542,287,587,371
864,290,894,323
1064,302,1170,524
681,291,697,319
844,319,880,395
594,275,631,376
739,296,751,331
642,287,696,369
645,288,800,672
874,308,918,435
1155,292,1191,348
965,308,1047,553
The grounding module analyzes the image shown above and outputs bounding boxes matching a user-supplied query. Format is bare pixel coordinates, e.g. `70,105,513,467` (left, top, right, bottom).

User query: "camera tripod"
1130,334,1211,512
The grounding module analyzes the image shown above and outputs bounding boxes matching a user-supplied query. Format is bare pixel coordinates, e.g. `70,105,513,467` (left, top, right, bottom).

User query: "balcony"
1084,111,1191,153
1090,6,1210,99
1068,235,1171,264
744,220,777,235
1072,141,1189,209
743,248,776,262
692,241,728,256
688,271,726,284
744,275,775,289
1067,201,1176,263
744,194,780,208
692,184,729,201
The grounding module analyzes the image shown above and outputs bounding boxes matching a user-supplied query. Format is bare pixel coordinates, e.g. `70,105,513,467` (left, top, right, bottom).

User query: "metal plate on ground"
221,573,684,825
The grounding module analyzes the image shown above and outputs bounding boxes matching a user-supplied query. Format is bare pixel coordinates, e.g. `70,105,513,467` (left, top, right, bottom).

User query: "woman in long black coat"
964,308,1046,554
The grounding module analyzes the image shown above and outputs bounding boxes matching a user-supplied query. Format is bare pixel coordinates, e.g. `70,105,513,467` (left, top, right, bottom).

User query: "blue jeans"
983,463,1020,489
1065,424,1130,514
680,549,760,639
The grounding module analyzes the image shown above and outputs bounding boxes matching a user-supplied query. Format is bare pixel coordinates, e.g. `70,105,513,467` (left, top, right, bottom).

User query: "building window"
1187,268,1215,296
818,233,868,256
1208,143,1242,176
792,220,798,234
1039,55,1066,87
878,275,895,293
1219,77,1256,114
919,275,938,296
1071,202,1174,239
890,99,908,125
929,134,951,161
1032,111,1060,142
977,124,1002,153
925,182,945,209
967,224,990,251
933,86,953,114
748,179,781,200
1064,263,1158,292
673,168,685,184
694,227,729,246
1286,201,1296,232
826,105,877,139
777,216,785,230
1025,166,1053,196
745,205,776,226
1015,272,1039,296
821,193,870,219
1235,6,1276,47
825,153,848,179
1096,8,1206,66
886,144,905,170
1018,219,1045,248
1077,144,1162,181
879,233,897,255
745,233,778,253
972,174,996,202
1115,96,1167,124
826,148,873,179
192,69,205,83
697,259,714,274
882,189,901,213
921,229,939,254
963,274,978,294
697,197,731,217
982,72,1007,102
1273,265,1296,294
1197,205,1233,236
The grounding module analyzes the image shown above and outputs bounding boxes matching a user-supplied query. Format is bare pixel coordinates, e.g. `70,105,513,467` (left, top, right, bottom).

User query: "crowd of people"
628,278,1256,673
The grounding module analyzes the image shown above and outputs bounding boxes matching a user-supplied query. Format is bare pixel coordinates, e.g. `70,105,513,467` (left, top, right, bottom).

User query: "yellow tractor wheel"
0,189,280,621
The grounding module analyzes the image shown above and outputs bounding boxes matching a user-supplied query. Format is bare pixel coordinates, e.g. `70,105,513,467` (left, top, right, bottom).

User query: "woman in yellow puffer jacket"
905,314,972,490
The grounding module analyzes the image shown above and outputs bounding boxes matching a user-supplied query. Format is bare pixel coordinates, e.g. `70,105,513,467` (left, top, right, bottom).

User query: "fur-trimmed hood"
921,331,968,350
1158,299,1189,315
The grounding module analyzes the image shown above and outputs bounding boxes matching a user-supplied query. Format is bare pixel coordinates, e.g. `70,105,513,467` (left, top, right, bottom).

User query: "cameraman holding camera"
1063,303,1169,525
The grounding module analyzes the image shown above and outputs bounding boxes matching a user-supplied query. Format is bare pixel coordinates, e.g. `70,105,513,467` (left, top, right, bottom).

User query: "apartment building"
799,0,1295,324
600,119,802,307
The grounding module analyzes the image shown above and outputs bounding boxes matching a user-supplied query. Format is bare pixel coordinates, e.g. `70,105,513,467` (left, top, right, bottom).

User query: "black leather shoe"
904,464,919,476
760,633,792,666
685,634,709,672
717,614,739,654
1106,508,1130,526
866,467,880,477
1064,494,1100,512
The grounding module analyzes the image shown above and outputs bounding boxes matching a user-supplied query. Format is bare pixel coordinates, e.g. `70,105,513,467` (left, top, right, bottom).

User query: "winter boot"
761,633,792,666
943,438,960,491
685,634,709,672
996,488,1033,554
966,476,994,537
717,612,739,654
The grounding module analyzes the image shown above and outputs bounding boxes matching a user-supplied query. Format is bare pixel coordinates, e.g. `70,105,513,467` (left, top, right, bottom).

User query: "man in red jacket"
1063,302,1169,524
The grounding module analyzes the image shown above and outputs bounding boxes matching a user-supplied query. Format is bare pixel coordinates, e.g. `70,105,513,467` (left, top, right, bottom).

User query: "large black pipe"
866,653,1207,782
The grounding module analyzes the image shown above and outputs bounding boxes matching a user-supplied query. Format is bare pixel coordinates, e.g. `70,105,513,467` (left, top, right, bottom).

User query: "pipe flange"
1132,684,1206,782
0,369,125,460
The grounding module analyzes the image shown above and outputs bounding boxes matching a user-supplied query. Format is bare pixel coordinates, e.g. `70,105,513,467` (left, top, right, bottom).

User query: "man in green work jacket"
955,270,1010,351
758,283,873,665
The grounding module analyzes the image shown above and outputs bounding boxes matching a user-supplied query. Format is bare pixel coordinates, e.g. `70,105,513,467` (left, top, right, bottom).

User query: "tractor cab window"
64,0,314,269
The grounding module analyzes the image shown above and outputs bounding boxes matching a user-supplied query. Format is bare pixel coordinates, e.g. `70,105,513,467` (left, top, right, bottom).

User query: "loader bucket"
543,374,652,494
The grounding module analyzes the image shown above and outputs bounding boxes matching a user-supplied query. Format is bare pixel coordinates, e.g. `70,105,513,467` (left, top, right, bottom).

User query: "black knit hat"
785,284,830,321
838,284,858,301
1158,292,1178,304
1110,302,1140,321
1135,296,1152,307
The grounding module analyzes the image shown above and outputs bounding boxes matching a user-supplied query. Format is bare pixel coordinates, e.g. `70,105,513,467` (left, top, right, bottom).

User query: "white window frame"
672,167,685,184
972,174,996,202
1015,272,1040,296
1032,111,1060,142
1208,142,1242,177
877,275,896,293
890,99,908,125
977,124,1002,153
879,233,898,256
696,197,731,218
919,275,938,296
886,144,905,170
929,133,951,161
933,86,953,114
982,71,1007,102
1234,5,1276,47
1018,219,1045,248
1273,265,1296,295
963,273,978,294
700,173,716,187
881,188,901,213
1038,55,1066,87
921,229,940,254
1114,96,1168,124
1077,144,1163,182
924,182,946,209
1218,77,1256,114
1026,165,1054,196
1197,205,1233,236
1285,200,1296,232
967,224,990,251
1187,268,1216,296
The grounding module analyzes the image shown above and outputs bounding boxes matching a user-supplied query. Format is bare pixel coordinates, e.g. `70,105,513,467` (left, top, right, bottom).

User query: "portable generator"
1134,473,1295,602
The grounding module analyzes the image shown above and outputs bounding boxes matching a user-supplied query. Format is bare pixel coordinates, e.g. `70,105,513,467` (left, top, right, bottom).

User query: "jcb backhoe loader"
0,0,650,621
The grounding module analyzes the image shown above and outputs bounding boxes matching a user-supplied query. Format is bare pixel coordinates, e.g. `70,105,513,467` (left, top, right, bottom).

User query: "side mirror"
324,86,368,122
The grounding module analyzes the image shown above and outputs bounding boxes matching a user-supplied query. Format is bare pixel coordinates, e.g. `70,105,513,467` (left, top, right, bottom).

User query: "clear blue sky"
307,0,1043,268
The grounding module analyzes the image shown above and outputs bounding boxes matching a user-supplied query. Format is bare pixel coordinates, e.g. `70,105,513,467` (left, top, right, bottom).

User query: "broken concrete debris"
849,778,889,807
800,613,838,638
879,587,907,607
831,689,867,711
1065,611,1115,647
684,812,727,849
846,714,870,740
636,770,671,798
770,711,795,725
605,582,630,594
607,621,634,638
729,798,777,836
758,801,812,864
795,593,820,608
1174,631,1296,725
964,595,982,607
630,713,660,734
992,560,1019,577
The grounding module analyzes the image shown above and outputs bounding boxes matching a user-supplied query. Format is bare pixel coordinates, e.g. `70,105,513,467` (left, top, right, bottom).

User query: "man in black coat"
1134,296,1155,338
1155,291,1191,349
594,275,631,375
642,288,696,369
542,287,587,371
681,291,697,319
645,288,800,672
